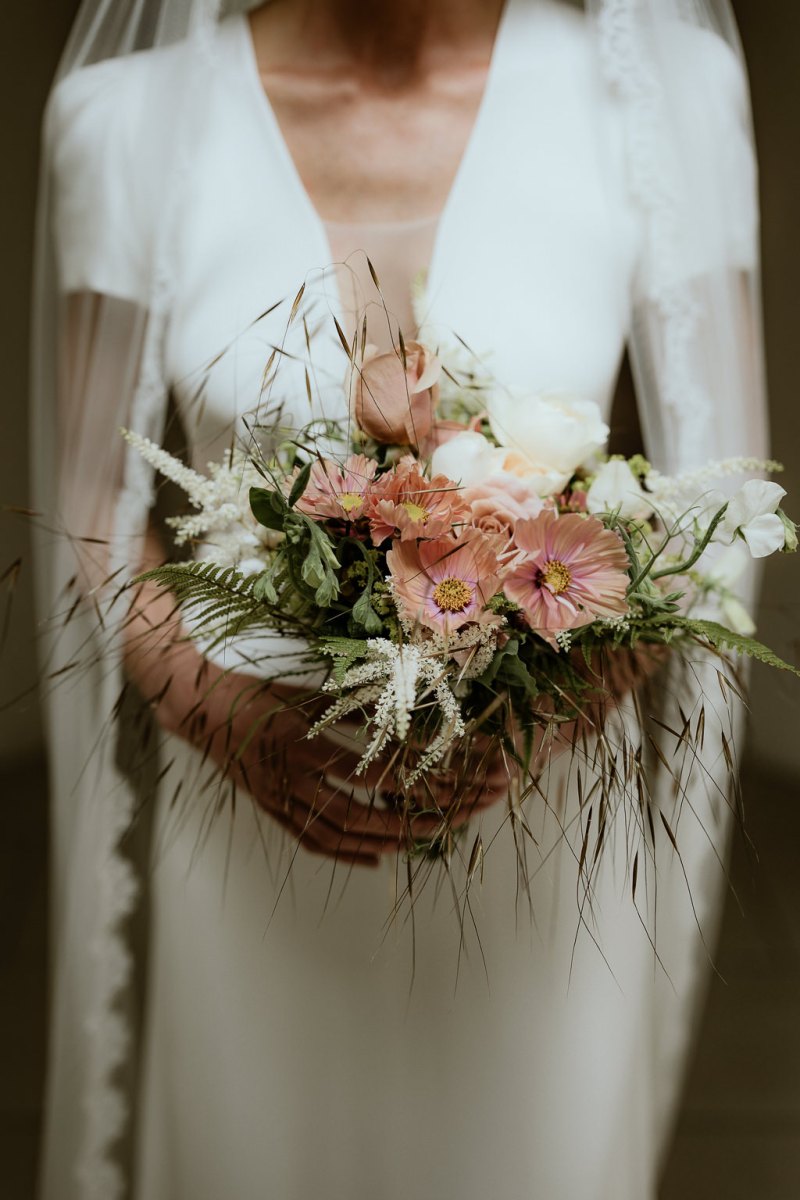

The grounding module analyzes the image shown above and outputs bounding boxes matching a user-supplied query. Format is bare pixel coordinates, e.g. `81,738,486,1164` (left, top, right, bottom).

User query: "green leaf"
501,654,540,696
249,486,285,531
301,541,326,589
252,563,279,604
477,637,520,687
352,588,383,634
318,635,370,683
314,572,339,608
309,522,340,571
287,461,312,508
479,639,539,696
673,616,800,676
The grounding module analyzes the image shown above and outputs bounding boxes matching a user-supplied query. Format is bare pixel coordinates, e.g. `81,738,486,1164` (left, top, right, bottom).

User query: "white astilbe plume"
308,621,502,780
122,429,282,568
645,456,782,507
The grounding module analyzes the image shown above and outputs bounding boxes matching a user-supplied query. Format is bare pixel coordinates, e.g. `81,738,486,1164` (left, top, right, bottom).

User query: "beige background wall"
736,1,800,778
1,0,798,776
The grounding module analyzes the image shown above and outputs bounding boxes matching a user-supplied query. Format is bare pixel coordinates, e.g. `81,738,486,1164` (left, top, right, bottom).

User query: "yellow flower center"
401,500,429,523
338,491,363,513
540,559,572,594
432,576,473,612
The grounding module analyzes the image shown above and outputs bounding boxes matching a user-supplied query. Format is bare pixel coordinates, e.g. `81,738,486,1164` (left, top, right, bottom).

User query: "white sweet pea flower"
485,389,609,497
720,479,787,558
695,544,758,638
689,488,728,528
586,459,653,521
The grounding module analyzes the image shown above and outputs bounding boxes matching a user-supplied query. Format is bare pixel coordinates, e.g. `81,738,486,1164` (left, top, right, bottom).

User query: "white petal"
724,479,786,533
586,460,653,520
430,431,502,486
485,389,608,476
720,595,756,637
693,489,728,529
740,512,786,558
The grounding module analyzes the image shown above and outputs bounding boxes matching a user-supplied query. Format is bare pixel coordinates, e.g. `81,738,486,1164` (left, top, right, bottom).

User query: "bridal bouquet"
126,326,798,848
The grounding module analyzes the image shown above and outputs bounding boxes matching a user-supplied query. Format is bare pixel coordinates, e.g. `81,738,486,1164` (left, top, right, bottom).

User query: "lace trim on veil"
595,0,730,1163
74,9,223,1194
595,0,713,466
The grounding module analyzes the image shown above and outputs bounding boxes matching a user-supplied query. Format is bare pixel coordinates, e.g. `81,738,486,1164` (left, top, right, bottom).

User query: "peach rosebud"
464,477,547,564
351,341,441,447
464,477,546,530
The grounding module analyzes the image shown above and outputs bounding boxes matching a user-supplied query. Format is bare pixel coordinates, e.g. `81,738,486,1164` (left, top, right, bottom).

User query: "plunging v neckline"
234,1,514,312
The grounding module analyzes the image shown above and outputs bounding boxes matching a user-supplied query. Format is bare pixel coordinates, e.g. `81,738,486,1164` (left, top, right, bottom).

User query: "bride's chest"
166,39,641,464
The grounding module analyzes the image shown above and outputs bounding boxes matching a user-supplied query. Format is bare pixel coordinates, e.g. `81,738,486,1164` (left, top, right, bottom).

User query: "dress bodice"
48,0,759,479
159,1,641,468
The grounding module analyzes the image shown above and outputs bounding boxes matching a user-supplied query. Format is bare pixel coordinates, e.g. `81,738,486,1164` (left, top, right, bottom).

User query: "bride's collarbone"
251,29,496,221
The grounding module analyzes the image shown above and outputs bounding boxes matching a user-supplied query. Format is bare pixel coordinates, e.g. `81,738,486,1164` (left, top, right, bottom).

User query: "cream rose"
485,389,609,497
429,430,505,486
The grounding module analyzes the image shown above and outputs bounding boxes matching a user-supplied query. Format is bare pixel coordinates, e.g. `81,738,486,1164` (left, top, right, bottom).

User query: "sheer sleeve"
633,27,758,299
604,17,770,1156
624,25,768,489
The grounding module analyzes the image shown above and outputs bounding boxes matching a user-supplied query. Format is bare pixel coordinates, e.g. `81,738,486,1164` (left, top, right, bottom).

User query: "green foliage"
672,616,800,675
287,461,312,508
250,482,341,608
249,486,285,531
318,635,370,683
136,560,300,649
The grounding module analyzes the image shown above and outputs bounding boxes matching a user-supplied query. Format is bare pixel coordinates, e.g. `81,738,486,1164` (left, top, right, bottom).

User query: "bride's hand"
122,533,510,865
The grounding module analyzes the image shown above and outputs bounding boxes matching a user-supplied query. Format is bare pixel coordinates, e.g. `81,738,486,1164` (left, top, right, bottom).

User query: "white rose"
489,452,570,498
719,479,787,558
430,430,504,486
586,460,653,521
485,389,609,496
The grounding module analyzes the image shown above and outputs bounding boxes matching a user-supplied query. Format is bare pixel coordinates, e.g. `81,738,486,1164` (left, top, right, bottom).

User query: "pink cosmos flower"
387,531,502,636
293,453,377,522
367,461,470,544
503,510,629,643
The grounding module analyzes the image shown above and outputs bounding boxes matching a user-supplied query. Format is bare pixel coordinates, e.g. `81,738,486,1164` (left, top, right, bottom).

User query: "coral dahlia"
367,462,470,544
293,453,377,522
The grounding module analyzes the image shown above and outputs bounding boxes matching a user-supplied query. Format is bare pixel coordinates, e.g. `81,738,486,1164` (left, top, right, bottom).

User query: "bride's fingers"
269,801,382,866
314,786,442,840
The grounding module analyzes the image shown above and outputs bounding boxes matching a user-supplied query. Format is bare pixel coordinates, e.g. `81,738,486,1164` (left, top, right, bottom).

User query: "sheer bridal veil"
32,1,766,1196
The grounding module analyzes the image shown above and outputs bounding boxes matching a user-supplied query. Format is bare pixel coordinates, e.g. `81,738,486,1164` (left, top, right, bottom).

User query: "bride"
34,0,767,1197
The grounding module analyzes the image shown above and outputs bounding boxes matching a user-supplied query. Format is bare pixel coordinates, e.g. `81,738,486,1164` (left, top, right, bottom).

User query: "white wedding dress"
43,3,761,1198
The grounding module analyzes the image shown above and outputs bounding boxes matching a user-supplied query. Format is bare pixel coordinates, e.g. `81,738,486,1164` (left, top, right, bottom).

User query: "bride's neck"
249,0,506,89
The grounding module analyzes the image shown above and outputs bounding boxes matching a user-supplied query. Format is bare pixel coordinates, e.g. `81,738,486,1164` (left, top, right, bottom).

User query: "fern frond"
672,616,800,675
137,561,313,647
